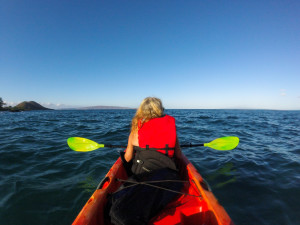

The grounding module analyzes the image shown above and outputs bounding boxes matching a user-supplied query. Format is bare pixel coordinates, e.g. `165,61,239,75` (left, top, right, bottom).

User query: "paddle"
67,136,239,152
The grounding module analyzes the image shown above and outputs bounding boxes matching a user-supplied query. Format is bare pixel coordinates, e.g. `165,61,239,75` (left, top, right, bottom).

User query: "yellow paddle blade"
67,137,104,152
204,136,239,150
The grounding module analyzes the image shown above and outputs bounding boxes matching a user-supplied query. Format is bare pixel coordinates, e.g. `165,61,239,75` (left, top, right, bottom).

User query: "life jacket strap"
165,144,169,156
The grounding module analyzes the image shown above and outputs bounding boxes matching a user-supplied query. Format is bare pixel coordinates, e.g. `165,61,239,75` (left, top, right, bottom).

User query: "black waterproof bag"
108,168,183,225
131,149,177,178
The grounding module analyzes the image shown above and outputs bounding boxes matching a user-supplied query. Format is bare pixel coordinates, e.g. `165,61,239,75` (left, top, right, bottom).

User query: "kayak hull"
72,153,234,225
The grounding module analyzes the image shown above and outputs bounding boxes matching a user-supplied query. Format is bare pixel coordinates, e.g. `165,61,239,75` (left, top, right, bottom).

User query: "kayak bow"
72,152,234,225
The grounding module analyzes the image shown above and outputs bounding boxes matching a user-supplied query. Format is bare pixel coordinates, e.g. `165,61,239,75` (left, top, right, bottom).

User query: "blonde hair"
131,97,164,132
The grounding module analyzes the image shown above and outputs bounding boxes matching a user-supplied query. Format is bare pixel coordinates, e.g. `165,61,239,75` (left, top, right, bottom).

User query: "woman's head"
131,97,164,132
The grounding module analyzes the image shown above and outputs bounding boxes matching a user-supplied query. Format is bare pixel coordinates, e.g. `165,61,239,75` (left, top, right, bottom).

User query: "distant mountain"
79,105,132,110
13,101,53,111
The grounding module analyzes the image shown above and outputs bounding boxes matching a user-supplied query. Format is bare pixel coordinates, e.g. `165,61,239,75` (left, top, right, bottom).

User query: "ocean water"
0,109,299,225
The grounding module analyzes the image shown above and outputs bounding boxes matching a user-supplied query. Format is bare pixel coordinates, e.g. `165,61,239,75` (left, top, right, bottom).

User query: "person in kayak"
108,97,184,225
124,97,182,176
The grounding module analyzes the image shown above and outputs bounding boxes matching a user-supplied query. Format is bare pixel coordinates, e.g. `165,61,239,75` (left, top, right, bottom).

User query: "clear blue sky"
1,0,299,110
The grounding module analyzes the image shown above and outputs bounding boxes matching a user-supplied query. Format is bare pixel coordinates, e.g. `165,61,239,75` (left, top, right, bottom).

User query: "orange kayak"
72,153,234,225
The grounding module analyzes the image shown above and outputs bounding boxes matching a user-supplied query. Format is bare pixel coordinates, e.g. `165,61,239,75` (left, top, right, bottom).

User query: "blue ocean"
0,109,299,225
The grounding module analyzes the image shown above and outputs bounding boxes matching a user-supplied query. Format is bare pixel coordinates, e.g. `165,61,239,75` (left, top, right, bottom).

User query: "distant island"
15,101,53,111
6,101,53,112
79,106,132,110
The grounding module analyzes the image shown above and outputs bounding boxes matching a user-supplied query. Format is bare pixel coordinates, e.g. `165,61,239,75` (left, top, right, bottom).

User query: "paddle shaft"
180,143,204,147
104,143,204,148
104,144,127,148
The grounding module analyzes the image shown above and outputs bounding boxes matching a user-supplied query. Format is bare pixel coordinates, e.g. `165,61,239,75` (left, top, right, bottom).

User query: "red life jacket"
138,115,176,158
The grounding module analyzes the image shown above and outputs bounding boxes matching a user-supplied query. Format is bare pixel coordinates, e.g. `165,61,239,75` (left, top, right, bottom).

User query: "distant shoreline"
2,108,300,112
78,106,133,110
53,108,300,112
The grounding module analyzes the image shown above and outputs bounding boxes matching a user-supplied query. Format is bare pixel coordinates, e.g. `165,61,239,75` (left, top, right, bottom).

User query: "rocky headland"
9,101,53,112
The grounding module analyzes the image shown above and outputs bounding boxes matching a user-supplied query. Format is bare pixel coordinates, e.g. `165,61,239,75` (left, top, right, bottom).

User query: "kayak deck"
72,154,234,225
149,183,215,224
